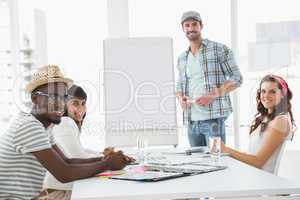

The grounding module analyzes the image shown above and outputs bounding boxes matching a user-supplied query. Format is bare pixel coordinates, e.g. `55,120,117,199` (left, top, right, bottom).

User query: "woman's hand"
102,151,128,170
220,142,227,153
102,147,135,164
124,155,136,164
103,147,115,156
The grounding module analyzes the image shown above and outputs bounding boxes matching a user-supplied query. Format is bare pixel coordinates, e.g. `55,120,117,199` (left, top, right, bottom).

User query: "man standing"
0,65,131,200
176,11,243,147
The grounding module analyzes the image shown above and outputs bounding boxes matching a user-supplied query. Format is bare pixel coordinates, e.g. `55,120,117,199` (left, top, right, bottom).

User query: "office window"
0,0,13,131
237,0,300,151
3,1,108,146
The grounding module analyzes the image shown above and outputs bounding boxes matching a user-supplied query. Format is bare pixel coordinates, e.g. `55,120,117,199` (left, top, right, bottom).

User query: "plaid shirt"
176,39,243,121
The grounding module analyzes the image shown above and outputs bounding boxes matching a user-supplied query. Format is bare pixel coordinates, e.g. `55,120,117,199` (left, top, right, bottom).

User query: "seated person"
0,65,132,200
222,74,296,174
42,84,117,198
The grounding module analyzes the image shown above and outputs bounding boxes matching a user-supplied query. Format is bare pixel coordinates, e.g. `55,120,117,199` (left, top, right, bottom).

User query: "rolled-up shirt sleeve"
220,46,243,88
176,77,183,94
14,121,51,154
175,58,183,94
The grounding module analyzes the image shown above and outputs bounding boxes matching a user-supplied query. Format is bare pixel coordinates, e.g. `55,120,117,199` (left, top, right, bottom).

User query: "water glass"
209,136,221,163
136,136,148,164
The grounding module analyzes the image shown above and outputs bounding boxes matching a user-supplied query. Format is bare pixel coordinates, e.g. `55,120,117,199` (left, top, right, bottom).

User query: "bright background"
1,0,300,183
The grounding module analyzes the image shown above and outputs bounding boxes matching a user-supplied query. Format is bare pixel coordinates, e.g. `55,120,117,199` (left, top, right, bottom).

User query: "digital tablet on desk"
110,171,189,182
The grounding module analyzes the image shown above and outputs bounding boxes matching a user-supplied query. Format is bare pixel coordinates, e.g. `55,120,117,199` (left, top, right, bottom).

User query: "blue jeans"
187,118,226,147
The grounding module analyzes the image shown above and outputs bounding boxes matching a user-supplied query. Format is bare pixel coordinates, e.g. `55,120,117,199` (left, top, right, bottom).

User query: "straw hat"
25,65,73,93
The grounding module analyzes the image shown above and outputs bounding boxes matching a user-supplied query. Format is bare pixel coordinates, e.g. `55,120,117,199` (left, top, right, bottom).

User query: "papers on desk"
108,164,227,182
160,147,208,155
145,163,227,174
107,163,227,182
160,147,230,156
146,152,230,166
96,170,126,177
96,148,229,182
146,155,204,166
97,166,188,182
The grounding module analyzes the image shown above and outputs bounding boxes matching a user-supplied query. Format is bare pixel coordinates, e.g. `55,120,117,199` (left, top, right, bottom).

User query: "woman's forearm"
224,146,265,169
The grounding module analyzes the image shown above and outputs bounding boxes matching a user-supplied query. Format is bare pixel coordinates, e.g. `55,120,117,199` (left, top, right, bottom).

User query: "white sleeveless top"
43,117,99,190
248,114,293,175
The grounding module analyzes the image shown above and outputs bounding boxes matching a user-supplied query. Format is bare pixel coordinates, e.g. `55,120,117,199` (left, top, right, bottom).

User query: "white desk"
71,154,300,200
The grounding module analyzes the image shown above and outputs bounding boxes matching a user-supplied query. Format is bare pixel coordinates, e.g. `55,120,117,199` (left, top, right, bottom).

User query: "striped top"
0,112,55,200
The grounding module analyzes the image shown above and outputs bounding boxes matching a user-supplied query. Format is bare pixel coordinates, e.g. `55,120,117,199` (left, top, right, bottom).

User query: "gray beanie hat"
181,11,202,24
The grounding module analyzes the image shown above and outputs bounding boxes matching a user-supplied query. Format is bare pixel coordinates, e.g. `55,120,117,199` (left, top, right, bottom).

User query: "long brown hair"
249,75,295,136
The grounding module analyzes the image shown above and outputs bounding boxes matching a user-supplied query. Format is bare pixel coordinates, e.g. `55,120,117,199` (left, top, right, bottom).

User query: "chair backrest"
273,142,287,175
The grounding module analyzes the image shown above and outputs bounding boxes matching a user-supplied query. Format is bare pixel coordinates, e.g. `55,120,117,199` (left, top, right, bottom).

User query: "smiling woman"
221,74,296,175
251,75,293,134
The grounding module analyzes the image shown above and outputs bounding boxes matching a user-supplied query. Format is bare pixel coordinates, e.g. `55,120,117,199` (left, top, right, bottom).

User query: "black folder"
110,171,189,182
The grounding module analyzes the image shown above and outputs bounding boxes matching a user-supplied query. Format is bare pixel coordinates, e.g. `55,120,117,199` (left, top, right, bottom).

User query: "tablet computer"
110,171,189,182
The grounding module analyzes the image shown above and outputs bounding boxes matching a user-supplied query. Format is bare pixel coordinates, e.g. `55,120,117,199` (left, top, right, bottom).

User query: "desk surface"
71,154,300,200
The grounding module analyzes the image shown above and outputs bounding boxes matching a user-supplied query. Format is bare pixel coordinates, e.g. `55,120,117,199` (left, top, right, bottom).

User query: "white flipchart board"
103,37,178,147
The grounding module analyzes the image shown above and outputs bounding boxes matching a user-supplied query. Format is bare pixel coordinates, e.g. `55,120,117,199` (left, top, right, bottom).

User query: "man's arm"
53,144,134,165
32,148,108,183
175,56,193,110
176,92,184,103
52,144,103,164
195,80,237,106
213,45,243,97
32,147,128,183
176,92,192,110
219,46,243,89
213,80,237,97
195,46,242,106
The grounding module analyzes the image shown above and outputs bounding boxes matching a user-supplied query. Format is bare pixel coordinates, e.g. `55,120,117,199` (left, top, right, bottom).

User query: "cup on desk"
136,136,148,164
208,136,221,163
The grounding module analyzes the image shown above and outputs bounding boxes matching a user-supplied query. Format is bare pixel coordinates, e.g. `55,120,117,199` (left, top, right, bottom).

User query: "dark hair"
63,84,87,130
249,75,295,137
181,19,202,27
68,85,87,101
